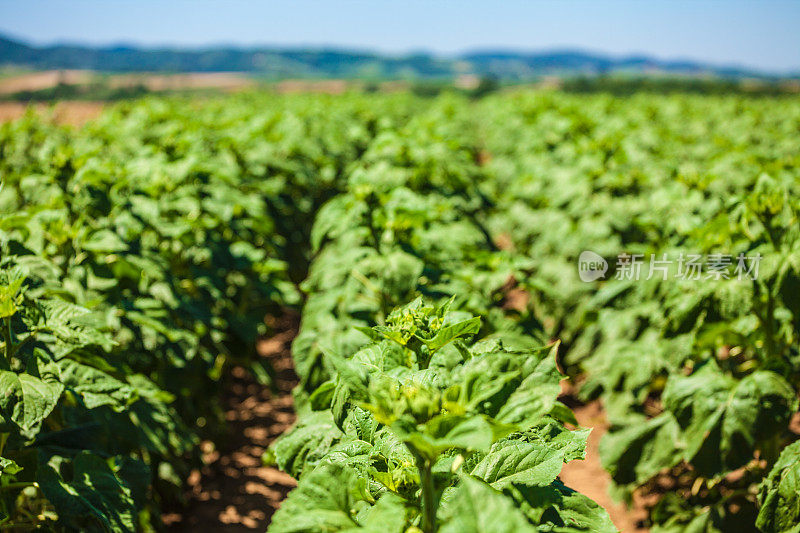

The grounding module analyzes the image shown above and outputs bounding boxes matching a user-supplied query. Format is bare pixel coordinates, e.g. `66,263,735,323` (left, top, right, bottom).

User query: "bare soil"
0,101,104,125
560,398,650,532
165,321,299,532
274,79,351,94
108,72,256,92
0,70,94,95
0,70,256,95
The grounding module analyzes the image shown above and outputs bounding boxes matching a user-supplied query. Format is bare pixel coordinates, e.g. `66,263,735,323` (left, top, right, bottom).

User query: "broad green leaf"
37,452,137,533
403,414,495,460
663,362,797,475
508,481,617,532
0,269,25,318
269,463,402,533
82,230,128,253
58,359,137,410
347,493,406,533
0,368,63,433
493,345,562,427
269,411,344,479
439,475,538,533
471,439,565,488
0,456,22,476
421,317,481,352
600,414,683,486
757,440,800,533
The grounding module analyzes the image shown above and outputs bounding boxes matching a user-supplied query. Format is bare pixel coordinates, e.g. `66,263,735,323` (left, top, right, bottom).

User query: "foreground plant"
268,298,614,532
0,265,175,530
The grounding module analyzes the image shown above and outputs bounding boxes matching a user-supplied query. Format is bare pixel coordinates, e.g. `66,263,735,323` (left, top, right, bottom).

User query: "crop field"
0,90,799,533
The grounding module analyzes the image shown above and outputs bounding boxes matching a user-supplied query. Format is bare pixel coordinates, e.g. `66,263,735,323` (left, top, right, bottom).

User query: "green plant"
0,264,173,530
269,298,613,532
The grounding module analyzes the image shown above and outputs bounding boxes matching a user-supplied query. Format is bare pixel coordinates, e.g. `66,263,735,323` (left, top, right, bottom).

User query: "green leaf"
520,420,590,463
270,463,404,533
492,344,562,428
421,317,481,352
757,440,800,533
347,493,407,533
439,475,538,533
38,452,137,533
82,230,128,253
0,456,22,476
58,359,137,411
508,481,617,532
549,482,618,533
38,298,115,356
600,414,683,486
0,368,63,434
404,414,495,461
663,362,797,475
651,509,722,533
471,439,565,489
548,401,579,426
453,342,560,424
0,268,25,318
269,411,344,479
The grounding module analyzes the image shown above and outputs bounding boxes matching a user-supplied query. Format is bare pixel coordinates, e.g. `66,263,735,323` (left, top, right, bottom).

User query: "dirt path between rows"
560,399,650,532
166,320,299,532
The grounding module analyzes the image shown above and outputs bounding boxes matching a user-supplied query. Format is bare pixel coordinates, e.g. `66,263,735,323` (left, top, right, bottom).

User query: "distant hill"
459,50,764,79
0,34,789,80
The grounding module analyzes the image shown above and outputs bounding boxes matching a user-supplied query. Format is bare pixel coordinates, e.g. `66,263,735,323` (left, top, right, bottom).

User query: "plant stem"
0,482,37,491
9,334,32,358
4,318,10,359
416,457,437,533
0,523,35,531
0,318,11,370
752,282,779,364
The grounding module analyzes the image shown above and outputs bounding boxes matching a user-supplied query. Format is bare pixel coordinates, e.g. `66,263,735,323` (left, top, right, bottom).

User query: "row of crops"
267,99,614,532
0,94,409,530
1,90,799,532
478,94,800,532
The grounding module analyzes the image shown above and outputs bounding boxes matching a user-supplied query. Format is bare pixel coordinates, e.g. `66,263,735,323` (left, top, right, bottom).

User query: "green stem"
416,457,437,533
752,283,779,363
762,295,778,362
0,318,11,370
9,334,33,358
0,521,36,531
4,319,10,359
0,482,37,491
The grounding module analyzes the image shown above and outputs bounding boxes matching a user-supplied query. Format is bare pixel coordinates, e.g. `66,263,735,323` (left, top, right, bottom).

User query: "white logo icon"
578,251,608,282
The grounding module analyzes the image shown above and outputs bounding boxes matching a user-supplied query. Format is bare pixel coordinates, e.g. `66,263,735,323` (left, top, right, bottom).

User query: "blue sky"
2,0,799,73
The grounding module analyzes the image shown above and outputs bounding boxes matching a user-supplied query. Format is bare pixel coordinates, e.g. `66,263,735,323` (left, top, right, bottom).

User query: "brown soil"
560,398,650,532
165,320,299,532
0,101,104,125
271,79,410,94
108,72,256,92
0,70,255,96
0,70,94,95
274,79,352,94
